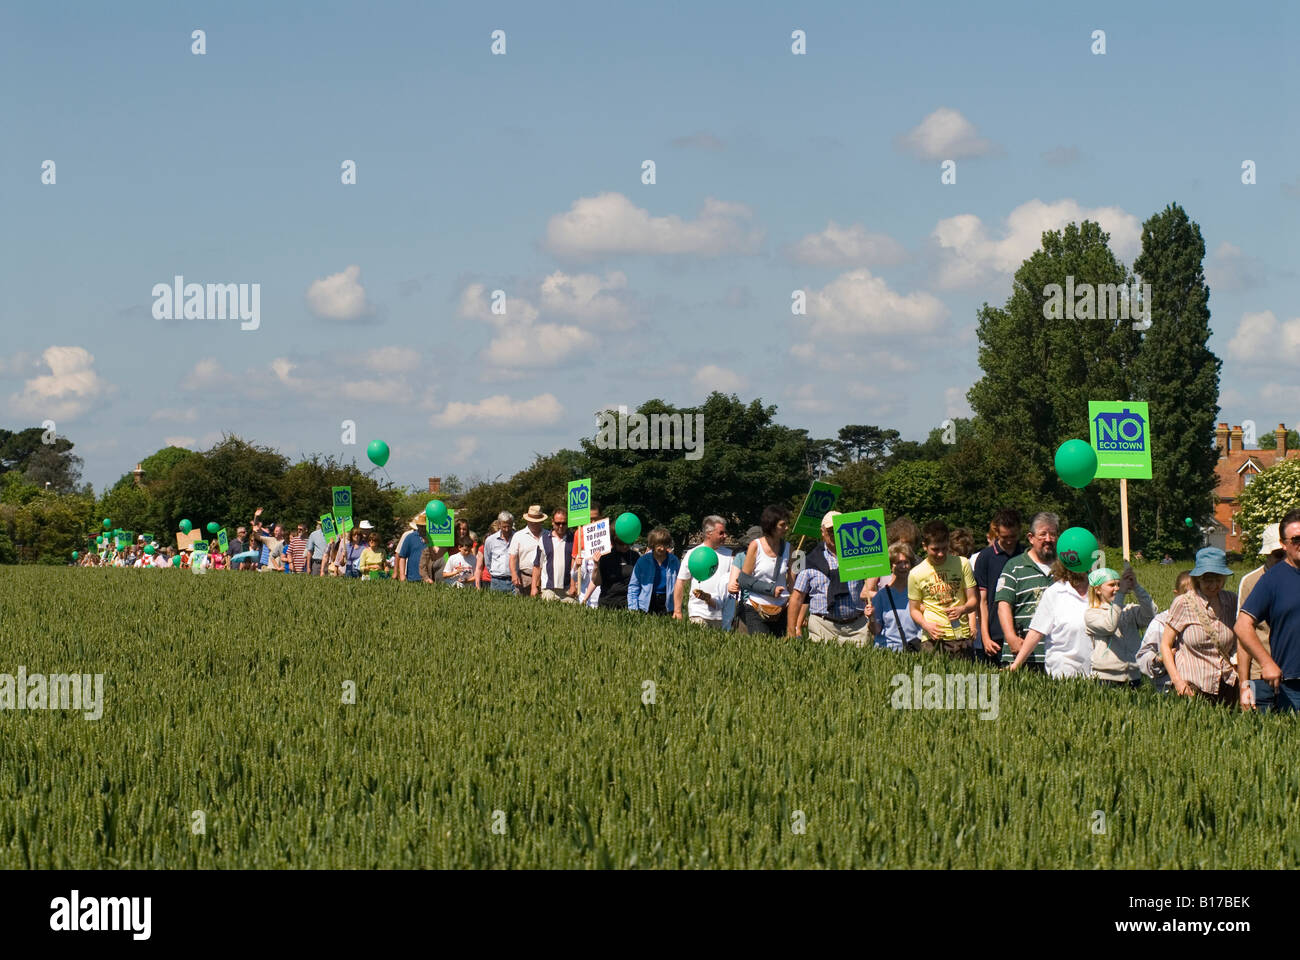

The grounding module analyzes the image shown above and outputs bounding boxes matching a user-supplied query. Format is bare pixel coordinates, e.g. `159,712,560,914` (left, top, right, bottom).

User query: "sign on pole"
1088,401,1153,480
581,518,611,559
793,481,842,539
217,529,229,554
428,509,455,548
338,515,354,535
331,486,353,522
321,514,337,543
831,509,890,579
567,478,592,527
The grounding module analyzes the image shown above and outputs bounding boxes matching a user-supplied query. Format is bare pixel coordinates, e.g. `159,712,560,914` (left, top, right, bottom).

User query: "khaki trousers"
809,614,872,648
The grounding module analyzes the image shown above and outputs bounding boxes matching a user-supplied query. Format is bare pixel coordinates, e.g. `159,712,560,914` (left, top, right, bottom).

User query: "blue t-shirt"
398,534,426,582
1242,560,1300,679
873,584,923,652
259,544,270,566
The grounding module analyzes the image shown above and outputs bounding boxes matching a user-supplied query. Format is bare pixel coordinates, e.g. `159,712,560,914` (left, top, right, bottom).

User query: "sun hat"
1261,523,1282,555
359,520,374,530
522,504,547,523
412,513,427,527
1088,567,1120,587
821,510,842,530
1190,547,1233,578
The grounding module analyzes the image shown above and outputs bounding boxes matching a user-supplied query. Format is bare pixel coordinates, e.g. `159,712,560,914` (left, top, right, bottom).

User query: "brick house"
1211,423,1298,551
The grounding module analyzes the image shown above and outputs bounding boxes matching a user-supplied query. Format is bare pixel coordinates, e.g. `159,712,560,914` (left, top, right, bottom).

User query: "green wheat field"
1,562,1295,869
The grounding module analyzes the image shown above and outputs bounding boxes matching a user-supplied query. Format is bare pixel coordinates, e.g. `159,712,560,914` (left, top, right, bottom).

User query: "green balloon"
426,500,447,524
144,544,155,556
103,518,112,529
172,556,181,567
179,519,192,533
614,512,641,545
1184,517,1194,528
1057,527,1099,573
1054,439,1098,488
72,551,78,560
206,522,219,534
688,545,719,580
96,535,103,545
367,439,390,468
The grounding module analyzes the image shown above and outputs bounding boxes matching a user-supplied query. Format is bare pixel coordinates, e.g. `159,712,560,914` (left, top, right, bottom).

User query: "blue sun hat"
1190,547,1233,578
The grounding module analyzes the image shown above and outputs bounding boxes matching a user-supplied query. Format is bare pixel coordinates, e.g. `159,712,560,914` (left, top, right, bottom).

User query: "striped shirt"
289,536,308,571
993,552,1052,664
1167,589,1238,695
793,556,865,621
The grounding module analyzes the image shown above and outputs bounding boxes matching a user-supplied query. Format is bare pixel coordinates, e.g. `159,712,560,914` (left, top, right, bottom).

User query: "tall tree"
835,425,900,468
967,220,1143,545
1128,204,1221,553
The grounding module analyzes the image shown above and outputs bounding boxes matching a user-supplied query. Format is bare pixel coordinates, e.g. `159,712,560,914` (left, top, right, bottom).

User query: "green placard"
1088,401,1152,480
217,529,229,554
332,486,353,521
567,478,592,527
831,509,890,579
338,515,353,535
142,534,154,543
321,514,337,543
114,535,124,550
428,509,455,548
192,540,209,552
793,481,843,538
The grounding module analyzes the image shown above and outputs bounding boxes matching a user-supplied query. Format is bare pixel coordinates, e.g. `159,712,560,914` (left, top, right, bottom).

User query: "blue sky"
2,0,1297,491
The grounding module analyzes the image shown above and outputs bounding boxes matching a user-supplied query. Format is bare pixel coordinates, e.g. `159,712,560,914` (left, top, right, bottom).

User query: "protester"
483,512,515,593
1236,510,1300,712
862,516,922,605
873,542,924,652
305,519,328,576
673,516,736,629
476,520,498,589
342,529,363,578
973,508,1022,665
571,503,604,609
397,513,427,584
787,510,871,646
1160,547,1239,704
629,527,679,614
1085,565,1154,687
907,520,978,658
442,538,477,586
994,511,1058,669
1136,571,1191,692
287,524,308,573
1007,559,1091,678
360,532,386,576
230,526,248,570
533,509,578,601
738,505,794,636
591,534,639,610
1234,522,1287,710
510,505,546,597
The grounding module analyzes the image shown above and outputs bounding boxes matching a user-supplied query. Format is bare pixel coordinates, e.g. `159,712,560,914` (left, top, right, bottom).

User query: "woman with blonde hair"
1160,548,1239,704
1084,564,1154,687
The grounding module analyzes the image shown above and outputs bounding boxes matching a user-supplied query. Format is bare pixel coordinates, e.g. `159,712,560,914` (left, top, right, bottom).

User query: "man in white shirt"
510,505,547,597
483,512,515,592
533,508,578,601
673,515,736,629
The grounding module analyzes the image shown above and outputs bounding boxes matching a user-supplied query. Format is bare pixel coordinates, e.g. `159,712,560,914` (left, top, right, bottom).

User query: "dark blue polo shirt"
973,541,1022,642
1242,560,1300,679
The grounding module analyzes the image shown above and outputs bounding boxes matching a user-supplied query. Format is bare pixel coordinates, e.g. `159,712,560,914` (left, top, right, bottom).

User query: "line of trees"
0,204,1224,562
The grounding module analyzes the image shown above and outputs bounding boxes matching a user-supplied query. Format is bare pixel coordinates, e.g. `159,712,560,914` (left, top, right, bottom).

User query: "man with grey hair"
483,511,516,593
994,511,1059,668
674,515,736,628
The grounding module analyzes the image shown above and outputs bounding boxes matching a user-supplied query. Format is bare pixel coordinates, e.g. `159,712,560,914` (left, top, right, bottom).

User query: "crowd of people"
77,498,1300,713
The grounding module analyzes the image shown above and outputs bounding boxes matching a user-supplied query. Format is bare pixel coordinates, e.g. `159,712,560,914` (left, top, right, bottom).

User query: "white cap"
821,510,842,530
1262,523,1282,554
359,520,374,530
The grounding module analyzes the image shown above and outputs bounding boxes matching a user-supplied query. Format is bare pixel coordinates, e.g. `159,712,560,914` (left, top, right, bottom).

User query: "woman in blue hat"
1159,547,1239,704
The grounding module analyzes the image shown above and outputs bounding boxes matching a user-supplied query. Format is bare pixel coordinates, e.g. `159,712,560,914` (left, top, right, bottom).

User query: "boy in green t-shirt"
907,519,978,658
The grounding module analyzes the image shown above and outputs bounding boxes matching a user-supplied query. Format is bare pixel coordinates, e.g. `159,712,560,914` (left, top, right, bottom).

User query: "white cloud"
788,381,882,414
458,282,539,326
800,269,948,338
787,221,907,267
163,435,197,448
1227,310,1300,365
305,264,374,322
150,407,197,423
543,193,763,260
1207,242,1266,293
694,364,747,394
8,346,110,420
539,270,630,324
450,436,479,464
362,346,419,374
431,393,564,428
482,323,595,369
931,199,1142,290
897,107,995,160
270,358,307,388
183,358,233,391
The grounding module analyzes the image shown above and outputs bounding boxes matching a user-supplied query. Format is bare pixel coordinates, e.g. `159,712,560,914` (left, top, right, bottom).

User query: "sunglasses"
1285,536,1300,547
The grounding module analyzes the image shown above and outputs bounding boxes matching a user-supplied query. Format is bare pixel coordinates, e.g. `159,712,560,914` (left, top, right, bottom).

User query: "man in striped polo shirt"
288,524,309,573
994,511,1059,667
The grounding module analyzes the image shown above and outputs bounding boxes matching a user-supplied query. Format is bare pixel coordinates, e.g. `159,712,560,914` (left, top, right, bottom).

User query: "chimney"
1278,424,1289,459
428,477,441,494
1216,423,1230,455
132,463,144,487
1230,425,1243,453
